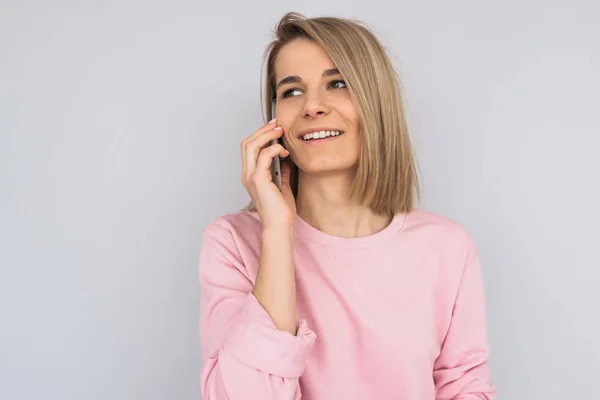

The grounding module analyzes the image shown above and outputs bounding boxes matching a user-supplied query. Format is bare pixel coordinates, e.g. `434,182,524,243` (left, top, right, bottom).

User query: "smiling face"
273,38,362,176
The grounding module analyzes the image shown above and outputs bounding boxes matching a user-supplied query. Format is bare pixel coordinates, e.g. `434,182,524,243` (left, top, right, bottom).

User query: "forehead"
274,39,336,80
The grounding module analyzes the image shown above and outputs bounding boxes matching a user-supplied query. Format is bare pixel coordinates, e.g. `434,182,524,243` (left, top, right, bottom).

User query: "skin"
240,38,393,334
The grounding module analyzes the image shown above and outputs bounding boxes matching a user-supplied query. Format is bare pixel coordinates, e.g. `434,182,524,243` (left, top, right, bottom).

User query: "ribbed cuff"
220,292,317,378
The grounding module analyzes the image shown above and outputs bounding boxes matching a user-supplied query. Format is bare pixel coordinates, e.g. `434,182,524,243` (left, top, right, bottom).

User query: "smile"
301,130,344,141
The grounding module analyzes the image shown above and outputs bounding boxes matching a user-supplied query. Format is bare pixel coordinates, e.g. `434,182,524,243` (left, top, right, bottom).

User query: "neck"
295,171,393,238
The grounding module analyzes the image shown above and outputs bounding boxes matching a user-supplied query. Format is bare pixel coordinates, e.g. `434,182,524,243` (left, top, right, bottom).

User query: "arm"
433,256,497,400
199,222,316,400
252,226,298,334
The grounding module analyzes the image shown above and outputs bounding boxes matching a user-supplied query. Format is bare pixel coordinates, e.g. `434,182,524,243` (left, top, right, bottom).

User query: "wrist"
262,224,295,237
261,226,294,249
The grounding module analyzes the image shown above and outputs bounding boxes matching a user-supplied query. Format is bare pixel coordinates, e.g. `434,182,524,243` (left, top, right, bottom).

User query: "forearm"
200,223,316,399
252,226,297,334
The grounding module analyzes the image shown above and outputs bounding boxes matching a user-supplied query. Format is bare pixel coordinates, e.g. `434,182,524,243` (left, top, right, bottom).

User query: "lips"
296,128,345,140
300,130,344,141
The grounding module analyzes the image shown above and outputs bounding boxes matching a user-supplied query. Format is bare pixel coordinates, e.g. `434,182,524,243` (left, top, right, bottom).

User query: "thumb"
280,159,292,190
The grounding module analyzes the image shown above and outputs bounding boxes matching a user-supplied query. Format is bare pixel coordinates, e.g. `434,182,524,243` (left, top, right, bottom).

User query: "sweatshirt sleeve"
433,255,497,400
198,221,317,400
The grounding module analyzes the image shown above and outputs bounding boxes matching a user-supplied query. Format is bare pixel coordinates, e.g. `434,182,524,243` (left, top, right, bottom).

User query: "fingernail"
274,126,282,130
269,118,276,123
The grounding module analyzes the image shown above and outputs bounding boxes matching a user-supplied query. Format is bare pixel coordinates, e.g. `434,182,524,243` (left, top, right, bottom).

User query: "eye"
328,80,347,89
281,88,303,99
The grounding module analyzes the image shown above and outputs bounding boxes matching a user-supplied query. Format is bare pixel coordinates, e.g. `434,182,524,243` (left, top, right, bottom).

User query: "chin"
296,159,358,176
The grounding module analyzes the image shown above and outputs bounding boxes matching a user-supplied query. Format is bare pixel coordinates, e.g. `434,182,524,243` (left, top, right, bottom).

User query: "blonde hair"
244,12,420,215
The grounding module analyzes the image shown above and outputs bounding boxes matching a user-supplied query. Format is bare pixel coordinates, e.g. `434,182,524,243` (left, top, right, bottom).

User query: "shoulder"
202,210,263,251
404,208,469,233
403,208,479,266
198,211,263,284
204,210,261,234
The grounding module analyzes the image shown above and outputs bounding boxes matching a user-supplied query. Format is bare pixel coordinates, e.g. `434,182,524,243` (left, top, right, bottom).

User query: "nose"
302,93,330,119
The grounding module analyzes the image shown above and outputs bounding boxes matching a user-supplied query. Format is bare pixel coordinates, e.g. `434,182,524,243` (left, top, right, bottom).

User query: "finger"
245,118,278,144
245,128,285,177
280,159,292,189
241,119,278,178
254,143,289,182
247,126,284,152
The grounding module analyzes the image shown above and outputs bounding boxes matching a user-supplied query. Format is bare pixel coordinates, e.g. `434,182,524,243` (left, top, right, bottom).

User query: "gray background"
1,1,599,399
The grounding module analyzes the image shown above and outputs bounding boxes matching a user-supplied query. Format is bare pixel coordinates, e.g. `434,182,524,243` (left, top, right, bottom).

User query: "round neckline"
293,212,407,248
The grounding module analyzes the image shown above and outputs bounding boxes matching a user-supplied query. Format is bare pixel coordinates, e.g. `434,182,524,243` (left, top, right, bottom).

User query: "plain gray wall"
1,1,599,399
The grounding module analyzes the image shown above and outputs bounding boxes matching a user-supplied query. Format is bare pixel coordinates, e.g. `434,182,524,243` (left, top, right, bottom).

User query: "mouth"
298,129,345,142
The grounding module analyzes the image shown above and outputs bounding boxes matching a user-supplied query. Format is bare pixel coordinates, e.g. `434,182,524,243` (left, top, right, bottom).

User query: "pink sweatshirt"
198,209,496,399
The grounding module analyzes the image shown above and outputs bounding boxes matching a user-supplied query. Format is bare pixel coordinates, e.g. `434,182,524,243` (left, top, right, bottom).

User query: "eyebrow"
275,68,341,91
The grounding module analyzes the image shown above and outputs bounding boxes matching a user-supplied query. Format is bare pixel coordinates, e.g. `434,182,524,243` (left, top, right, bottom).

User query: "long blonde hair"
244,12,420,215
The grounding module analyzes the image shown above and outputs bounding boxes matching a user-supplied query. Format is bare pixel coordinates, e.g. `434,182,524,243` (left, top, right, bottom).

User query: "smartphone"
269,97,283,191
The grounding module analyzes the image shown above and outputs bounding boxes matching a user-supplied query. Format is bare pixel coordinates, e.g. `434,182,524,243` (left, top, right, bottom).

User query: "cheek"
337,101,360,127
276,111,296,140
275,104,292,123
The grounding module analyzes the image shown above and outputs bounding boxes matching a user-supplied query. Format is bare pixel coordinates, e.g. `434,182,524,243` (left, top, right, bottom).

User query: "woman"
199,12,497,400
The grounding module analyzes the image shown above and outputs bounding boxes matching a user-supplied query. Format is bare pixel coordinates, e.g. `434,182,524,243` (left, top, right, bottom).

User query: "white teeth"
302,130,342,141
